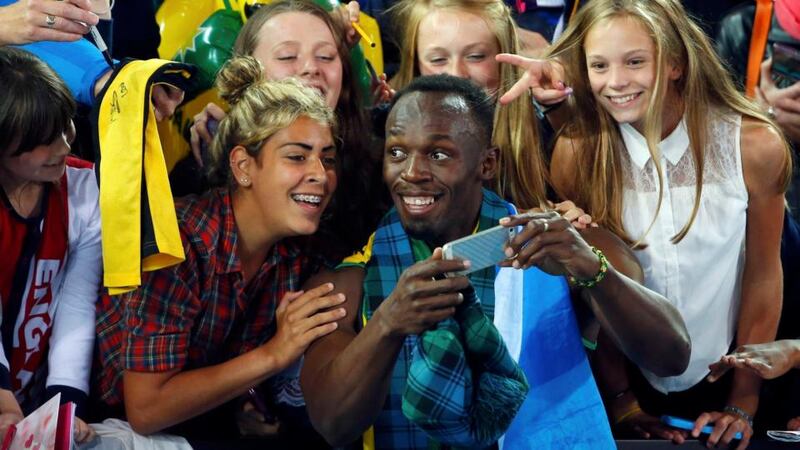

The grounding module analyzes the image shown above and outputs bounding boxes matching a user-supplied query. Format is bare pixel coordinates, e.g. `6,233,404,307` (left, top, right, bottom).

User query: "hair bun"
216,56,265,105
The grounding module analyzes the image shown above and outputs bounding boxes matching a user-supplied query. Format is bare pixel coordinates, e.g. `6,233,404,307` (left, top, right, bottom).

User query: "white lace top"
619,110,748,393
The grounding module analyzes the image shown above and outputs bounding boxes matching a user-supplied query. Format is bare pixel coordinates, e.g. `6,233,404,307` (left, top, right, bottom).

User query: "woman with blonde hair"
389,0,561,210
501,0,793,447
94,55,345,446
191,0,386,261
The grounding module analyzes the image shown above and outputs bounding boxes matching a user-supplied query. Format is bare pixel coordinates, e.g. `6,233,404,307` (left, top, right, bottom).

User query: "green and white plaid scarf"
363,189,528,449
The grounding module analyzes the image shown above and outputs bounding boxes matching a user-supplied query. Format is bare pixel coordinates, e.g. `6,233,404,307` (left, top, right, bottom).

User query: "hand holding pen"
337,1,375,49
0,0,99,46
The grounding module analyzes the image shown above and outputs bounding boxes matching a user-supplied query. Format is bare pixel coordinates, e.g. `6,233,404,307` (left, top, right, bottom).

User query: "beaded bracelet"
723,405,754,428
569,246,609,289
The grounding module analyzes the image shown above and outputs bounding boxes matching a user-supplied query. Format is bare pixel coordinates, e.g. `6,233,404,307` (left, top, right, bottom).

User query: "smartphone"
661,415,743,440
772,43,800,89
442,225,517,276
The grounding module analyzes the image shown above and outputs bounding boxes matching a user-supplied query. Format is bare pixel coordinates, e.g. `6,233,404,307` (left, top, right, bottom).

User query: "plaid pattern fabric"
95,188,318,405
402,290,529,447
363,189,526,449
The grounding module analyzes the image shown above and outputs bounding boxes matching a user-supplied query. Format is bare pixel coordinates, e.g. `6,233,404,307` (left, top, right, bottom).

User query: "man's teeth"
403,196,434,206
292,194,322,204
609,93,638,104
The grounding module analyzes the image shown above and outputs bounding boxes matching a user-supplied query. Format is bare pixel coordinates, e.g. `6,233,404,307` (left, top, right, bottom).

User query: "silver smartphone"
442,225,517,276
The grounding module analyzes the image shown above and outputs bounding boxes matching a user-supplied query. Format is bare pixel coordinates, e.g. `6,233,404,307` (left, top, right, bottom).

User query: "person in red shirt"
0,47,98,443
93,56,345,446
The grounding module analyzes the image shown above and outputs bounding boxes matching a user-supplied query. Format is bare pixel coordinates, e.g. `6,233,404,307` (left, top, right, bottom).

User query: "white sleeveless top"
619,110,748,393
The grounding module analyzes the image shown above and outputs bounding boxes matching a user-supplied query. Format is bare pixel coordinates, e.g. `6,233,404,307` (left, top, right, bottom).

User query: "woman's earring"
240,177,250,185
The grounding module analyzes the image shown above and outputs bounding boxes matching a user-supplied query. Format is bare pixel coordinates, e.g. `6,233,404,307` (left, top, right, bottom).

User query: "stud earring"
241,177,249,184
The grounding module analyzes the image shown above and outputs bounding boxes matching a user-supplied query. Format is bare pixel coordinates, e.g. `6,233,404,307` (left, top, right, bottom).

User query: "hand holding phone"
661,415,743,440
442,225,517,276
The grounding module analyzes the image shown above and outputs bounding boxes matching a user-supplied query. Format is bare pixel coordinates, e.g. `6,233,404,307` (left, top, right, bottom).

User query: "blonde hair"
208,55,336,185
390,0,548,209
548,0,792,244
234,0,363,130
232,0,385,259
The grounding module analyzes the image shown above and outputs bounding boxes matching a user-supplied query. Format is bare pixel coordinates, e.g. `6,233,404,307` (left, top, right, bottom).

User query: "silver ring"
45,14,56,28
542,221,549,233
767,106,776,119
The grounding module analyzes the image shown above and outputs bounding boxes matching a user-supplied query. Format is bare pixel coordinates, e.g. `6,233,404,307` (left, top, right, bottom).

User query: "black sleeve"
45,385,88,419
0,365,11,391
714,4,756,91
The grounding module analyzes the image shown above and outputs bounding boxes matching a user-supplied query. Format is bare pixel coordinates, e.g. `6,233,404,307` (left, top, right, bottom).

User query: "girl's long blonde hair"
548,0,792,244
390,0,548,209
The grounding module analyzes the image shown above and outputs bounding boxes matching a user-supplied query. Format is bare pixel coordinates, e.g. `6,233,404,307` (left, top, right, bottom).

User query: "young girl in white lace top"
498,0,793,448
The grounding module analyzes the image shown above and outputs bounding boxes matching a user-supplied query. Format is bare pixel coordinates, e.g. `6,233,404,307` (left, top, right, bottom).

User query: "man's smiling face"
383,90,495,247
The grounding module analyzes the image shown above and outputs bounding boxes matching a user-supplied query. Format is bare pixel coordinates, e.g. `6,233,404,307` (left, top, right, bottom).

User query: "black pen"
89,25,114,68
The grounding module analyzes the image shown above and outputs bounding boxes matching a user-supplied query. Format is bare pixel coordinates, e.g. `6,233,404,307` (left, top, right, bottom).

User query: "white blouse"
619,110,748,393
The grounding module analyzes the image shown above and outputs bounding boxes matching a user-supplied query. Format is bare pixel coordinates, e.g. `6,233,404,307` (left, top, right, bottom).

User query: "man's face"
383,91,495,247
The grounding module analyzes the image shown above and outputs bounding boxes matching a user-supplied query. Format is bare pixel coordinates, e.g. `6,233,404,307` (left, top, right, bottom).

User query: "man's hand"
708,340,800,382
0,0,99,46
190,102,227,167
692,411,752,450
499,211,601,280
261,283,347,370
375,248,470,337
756,58,800,143
495,53,571,105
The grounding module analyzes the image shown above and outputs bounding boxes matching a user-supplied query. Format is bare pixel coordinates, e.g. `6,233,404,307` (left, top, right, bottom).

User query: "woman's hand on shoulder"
498,211,601,281
553,200,594,229
515,200,593,229
263,283,347,371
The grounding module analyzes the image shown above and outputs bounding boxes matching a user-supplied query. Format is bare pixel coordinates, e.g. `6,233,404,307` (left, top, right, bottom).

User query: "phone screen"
442,225,516,276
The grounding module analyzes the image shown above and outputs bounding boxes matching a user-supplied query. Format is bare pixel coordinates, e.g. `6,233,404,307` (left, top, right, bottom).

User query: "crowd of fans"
0,0,798,449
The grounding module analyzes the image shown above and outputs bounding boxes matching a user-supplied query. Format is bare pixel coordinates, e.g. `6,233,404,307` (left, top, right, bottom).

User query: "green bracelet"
569,246,608,289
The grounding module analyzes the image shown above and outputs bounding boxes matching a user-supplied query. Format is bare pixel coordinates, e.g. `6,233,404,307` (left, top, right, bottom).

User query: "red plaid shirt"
95,188,319,406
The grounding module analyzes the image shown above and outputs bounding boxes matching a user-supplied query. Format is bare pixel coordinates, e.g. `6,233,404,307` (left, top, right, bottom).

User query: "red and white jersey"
0,157,100,406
